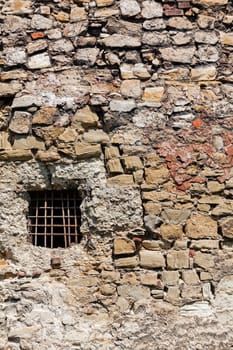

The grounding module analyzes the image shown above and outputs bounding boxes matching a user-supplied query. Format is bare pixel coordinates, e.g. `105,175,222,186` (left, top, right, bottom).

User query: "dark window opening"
28,190,82,248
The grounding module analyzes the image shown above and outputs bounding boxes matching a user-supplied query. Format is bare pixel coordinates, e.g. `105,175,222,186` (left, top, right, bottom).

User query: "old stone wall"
1,0,233,349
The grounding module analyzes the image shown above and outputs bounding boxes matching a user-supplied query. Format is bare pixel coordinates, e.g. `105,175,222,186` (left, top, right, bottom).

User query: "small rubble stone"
75,143,101,159
109,99,136,112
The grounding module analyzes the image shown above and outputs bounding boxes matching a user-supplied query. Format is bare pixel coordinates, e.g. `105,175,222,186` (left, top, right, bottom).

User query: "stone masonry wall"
1,0,233,349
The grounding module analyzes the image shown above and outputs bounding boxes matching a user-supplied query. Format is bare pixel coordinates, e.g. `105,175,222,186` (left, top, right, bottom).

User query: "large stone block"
194,252,215,270
114,238,136,255
185,214,218,239
145,166,169,185
167,250,189,269
139,250,165,269
160,224,183,241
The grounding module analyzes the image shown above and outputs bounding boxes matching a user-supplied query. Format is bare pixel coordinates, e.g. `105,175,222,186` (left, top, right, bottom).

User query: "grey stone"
31,14,53,30
141,1,163,19
120,0,141,17
99,34,141,48
109,99,136,112
9,112,31,134
27,53,51,69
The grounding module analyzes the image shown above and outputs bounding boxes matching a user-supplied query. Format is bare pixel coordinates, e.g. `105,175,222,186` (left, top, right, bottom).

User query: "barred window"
28,190,82,248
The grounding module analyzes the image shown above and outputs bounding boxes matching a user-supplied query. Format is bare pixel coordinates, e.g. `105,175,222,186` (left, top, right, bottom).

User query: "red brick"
178,1,191,8
164,8,184,16
31,32,45,40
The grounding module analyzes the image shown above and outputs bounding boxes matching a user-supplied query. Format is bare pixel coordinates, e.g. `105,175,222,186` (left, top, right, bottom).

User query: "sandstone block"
181,285,202,301
82,130,110,143
159,47,195,64
167,17,193,30
100,284,116,296
114,238,136,255
31,14,53,30
0,150,33,161
107,174,134,186
122,156,143,171
120,80,142,98
142,87,164,102
191,66,217,81
143,202,162,215
96,0,114,6
70,6,87,21
35,150,61,162
220,32,233,46
142,240,165,251
9,111,31,134
182,270,200,285
75,48,100,66
101,270,120,282
0,82,22,97
185,214,218,239
58,128,78,143
99,34,141,48
207,181,225,193
162,208,191,224
107,159,124,174
165,286,180,304
145,166,169,185
142,32,169,46
13,136,45,150
219,217,233,239
140,272,159,286
212,202,233,216
190,240,219,250
142,190,175,202
117,284,150,300
74,143,101,159
162,271,179,286
2,0,33,14
193,0,227,4
32,107,56,125
115,256,138,268
139,250,165,269
0,132,11,149
160,224,183,241
194,31,218,44
72,106,98,128
167,250,189,269
194,252,215,269
105,146,120,159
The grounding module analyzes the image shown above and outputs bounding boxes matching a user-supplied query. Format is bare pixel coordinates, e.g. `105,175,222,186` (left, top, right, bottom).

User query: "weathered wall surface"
1,0,233,349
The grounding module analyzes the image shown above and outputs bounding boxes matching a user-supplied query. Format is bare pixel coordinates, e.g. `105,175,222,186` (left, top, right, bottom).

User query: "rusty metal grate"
28,190,82,248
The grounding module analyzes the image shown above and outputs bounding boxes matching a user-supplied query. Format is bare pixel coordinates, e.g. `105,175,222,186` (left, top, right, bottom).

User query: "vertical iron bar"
51,191,53,249
44,192,47,247
67,192,71,246
35,193,38,246
62,193,67,248
74,195,78,244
